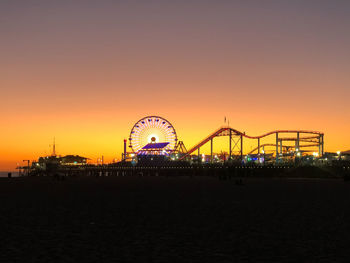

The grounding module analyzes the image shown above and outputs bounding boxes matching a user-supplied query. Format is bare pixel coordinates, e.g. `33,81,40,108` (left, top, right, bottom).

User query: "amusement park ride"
123,115,325,164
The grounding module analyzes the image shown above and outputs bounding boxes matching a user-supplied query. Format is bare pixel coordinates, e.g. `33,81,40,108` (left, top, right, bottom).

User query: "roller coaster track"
247,143,321,155
180,126,323,160
247,144,290,155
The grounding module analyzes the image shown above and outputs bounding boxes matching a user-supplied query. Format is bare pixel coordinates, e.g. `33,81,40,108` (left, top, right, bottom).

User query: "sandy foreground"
1,176,350,262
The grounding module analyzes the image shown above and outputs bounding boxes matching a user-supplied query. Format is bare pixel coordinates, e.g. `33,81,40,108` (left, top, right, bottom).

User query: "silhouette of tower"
52,137,57,156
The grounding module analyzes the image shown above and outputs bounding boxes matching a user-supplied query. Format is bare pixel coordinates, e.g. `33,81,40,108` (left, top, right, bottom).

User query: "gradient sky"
1,0,350,170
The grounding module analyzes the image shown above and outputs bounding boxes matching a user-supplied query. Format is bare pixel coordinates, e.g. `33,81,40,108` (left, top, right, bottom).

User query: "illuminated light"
337,151,341,155
296,148,299,152
297,152,301,157
261,150,265,154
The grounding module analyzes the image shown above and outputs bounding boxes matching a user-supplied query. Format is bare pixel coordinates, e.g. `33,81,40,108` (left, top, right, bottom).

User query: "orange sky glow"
1,1,350,170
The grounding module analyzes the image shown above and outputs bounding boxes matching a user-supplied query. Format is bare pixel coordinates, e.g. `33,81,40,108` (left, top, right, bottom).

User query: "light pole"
295,149,301,165
262,149,265,165
337,151,341,161
23,160,30,176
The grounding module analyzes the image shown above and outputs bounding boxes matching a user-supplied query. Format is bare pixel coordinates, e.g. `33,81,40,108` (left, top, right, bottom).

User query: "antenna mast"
52,137,56,156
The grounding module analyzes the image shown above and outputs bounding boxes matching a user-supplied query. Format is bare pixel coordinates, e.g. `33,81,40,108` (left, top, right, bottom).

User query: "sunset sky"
1,0,350,170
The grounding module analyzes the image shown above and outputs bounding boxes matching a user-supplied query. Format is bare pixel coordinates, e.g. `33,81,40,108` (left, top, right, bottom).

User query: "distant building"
61,155,89,165
34,155,89,170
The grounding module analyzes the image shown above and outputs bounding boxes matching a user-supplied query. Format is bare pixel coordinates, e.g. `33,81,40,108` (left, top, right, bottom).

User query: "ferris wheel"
129,116,177,153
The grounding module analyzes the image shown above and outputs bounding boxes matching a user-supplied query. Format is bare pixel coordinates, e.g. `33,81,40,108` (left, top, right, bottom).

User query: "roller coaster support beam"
263,146,265,164
321,134,324,156
276,133,279,162
280,139,283,155
240,134,243,161
210,138,213,163
258,138,260,155
296,132,300,151
318,135,321,157
229,129,232,159
198,148,200,163
319,134,324,157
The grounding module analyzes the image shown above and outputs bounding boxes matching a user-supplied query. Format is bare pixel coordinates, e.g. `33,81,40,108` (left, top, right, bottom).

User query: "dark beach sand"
1,176,350,262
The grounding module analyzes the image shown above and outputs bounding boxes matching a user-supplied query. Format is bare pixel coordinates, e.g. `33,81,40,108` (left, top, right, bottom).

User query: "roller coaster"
179,126,324,162
125,116,324,164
